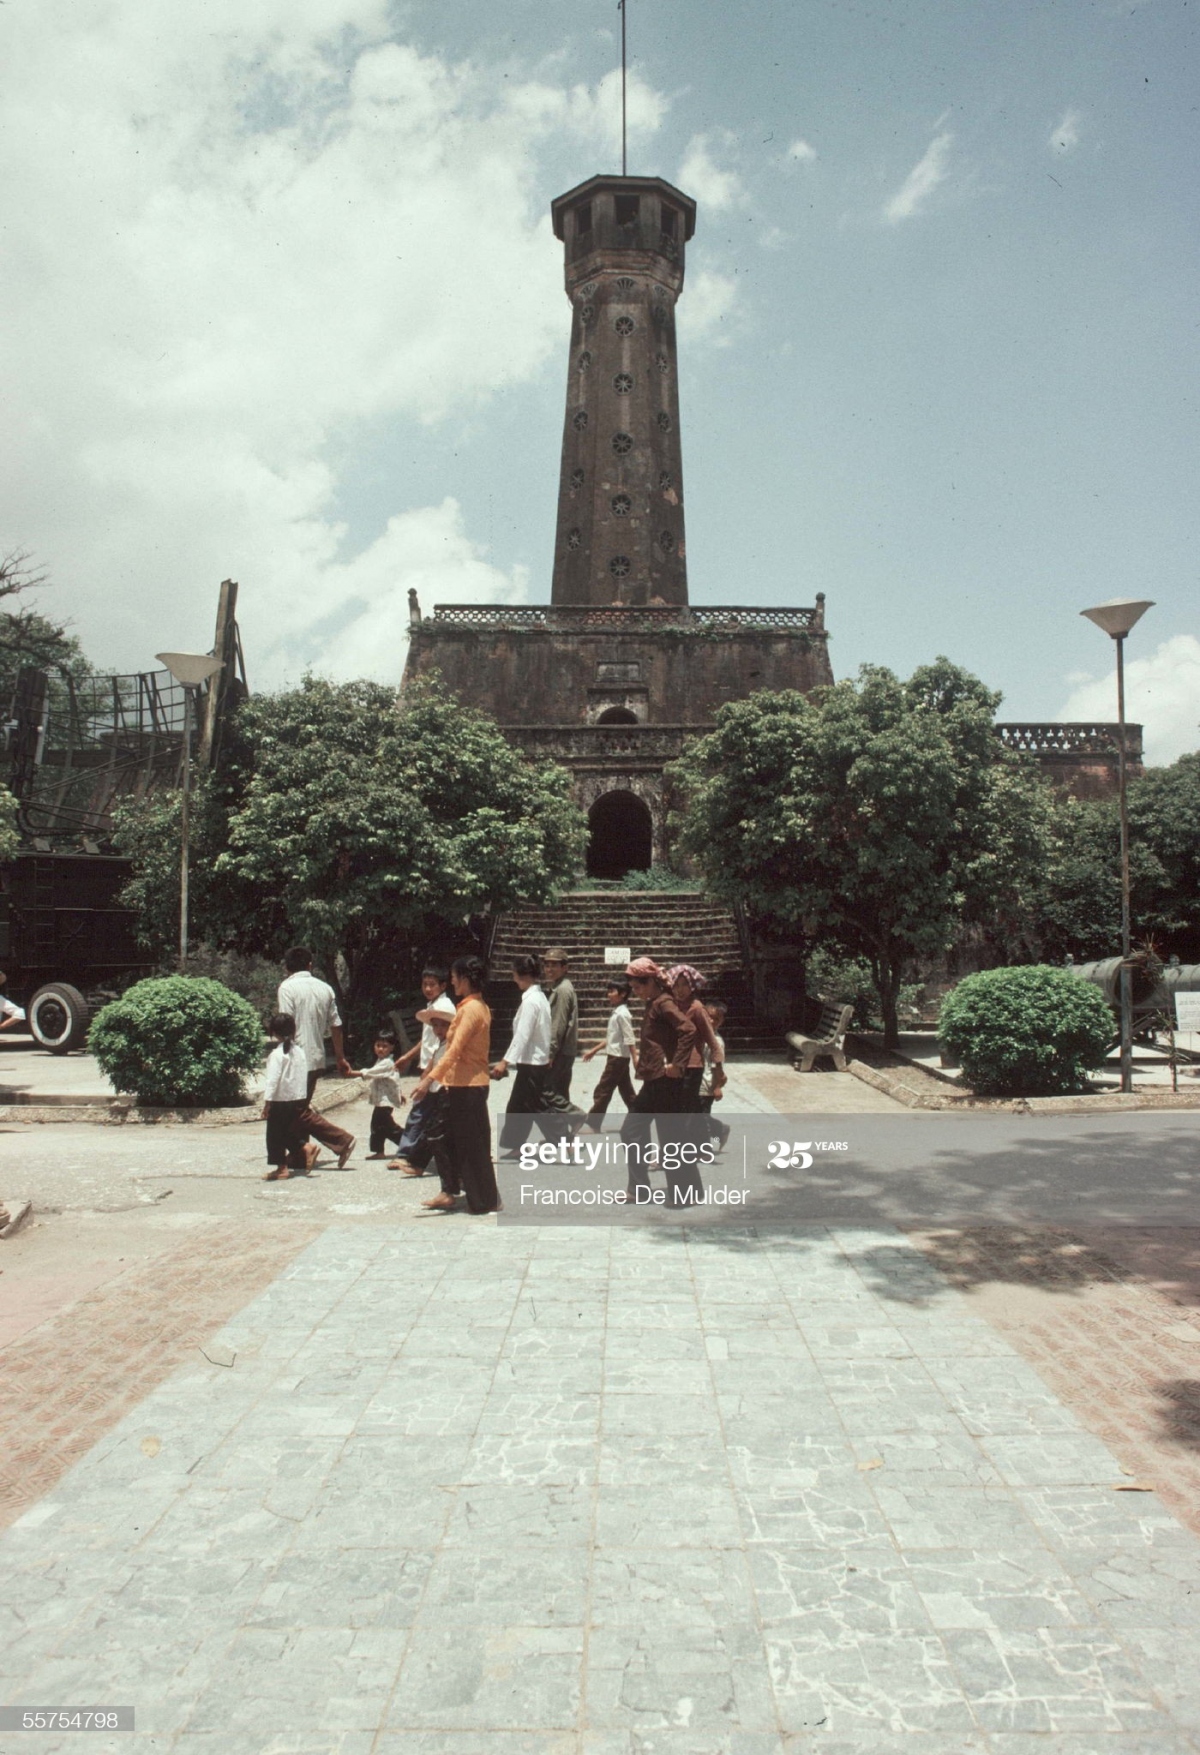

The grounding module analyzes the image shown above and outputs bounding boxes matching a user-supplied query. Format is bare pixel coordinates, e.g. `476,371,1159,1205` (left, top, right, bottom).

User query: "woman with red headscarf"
618,958,696,1204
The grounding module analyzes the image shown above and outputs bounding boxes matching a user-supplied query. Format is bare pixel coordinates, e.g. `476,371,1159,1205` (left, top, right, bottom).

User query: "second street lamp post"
156,651,225,970
1079,597,1154,1094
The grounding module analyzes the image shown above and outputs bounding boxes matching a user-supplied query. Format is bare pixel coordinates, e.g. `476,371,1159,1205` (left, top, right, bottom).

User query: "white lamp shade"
1080,598,1155,639
156,651,225,687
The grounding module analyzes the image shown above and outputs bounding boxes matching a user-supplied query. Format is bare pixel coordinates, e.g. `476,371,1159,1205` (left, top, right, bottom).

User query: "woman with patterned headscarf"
618,958,696,1203
665,965,726,1117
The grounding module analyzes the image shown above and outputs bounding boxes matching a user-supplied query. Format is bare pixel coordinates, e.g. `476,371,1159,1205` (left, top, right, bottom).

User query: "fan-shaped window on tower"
611,432,633,455
609,556,631,578
656,412,672,432
567,528,582,550
613,373,633,394
614,316,635,336
658,470,673,491
659,530,676,553
655,352,670,373
573,410,588,431
570,468,585,491
580,303,594,324
578,351,592,371
615,275,637,292
611,494,632,516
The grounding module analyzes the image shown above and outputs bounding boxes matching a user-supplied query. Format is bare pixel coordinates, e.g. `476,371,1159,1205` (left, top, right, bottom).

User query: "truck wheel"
29,983,91,1055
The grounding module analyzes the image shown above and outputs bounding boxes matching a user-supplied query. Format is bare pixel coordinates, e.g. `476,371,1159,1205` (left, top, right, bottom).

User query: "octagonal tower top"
551,175,697,293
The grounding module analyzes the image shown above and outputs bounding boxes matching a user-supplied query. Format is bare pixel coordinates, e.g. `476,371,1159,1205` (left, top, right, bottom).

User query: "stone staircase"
486,891,781,1055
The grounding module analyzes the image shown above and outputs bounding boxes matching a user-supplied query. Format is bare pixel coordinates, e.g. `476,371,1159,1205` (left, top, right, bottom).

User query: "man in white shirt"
492,953,553,1154
276,947,355,1167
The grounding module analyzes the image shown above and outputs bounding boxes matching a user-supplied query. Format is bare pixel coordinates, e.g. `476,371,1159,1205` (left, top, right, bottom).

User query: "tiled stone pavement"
3,1223,1200,1753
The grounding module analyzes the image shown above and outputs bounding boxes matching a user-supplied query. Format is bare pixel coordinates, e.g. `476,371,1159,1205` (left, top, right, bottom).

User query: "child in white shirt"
350,1029,408,1157
583,979,638,1127
261,1014,315,1180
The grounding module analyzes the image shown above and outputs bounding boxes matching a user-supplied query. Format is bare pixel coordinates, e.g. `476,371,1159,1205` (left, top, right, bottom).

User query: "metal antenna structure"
619,0,628,175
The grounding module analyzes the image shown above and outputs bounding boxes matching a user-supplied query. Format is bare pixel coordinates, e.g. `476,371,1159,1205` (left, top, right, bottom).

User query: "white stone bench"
786,1002,854,1072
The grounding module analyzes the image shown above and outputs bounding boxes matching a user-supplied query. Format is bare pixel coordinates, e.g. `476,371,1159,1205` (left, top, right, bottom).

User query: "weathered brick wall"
405,621,834,727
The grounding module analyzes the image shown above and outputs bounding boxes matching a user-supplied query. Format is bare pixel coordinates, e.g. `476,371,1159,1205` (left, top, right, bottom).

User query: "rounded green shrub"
938,965,1113,1097
89,976,265,1108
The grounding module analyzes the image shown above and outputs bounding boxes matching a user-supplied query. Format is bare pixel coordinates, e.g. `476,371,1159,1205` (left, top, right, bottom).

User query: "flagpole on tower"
619,0,627,176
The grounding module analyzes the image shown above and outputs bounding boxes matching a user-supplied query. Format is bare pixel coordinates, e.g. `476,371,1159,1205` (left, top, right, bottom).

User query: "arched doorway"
586,789,653,879
596,706,639,725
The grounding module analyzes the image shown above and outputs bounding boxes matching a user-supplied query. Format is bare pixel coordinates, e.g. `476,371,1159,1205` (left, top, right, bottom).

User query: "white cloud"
0,5,677,686
677,270,739,346
1050,108,1082,153
1056,635,1200,766
882,132,953,224
678,132,745,212
787,138,817,164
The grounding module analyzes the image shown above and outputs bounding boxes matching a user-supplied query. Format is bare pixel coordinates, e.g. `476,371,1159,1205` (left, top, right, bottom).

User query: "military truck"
1,582,245,1051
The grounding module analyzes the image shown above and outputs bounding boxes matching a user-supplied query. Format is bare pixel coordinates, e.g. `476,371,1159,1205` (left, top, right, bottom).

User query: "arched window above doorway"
596,706,639,725
586,790,652,879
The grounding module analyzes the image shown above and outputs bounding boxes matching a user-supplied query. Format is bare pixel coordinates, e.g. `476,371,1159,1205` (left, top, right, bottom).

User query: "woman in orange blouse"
412,955,499,1214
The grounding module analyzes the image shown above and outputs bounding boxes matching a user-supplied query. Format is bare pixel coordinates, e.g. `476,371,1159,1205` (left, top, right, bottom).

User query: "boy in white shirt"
392,1005,452,1178
391,966,456,1169
348,1028,408,1157
582,978,638,1129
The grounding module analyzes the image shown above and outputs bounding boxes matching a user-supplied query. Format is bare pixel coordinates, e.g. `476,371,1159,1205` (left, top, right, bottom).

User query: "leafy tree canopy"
671,658,1053,1045
116,677,586,1036
1033,753,1200,964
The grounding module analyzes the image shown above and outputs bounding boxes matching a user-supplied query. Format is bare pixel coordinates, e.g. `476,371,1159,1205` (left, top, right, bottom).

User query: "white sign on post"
1174,992,1200,1033
604,946,632,966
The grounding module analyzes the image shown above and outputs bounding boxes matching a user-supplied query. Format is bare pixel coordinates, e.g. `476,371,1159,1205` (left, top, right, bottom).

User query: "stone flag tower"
403,172,833,877
549,175,694,609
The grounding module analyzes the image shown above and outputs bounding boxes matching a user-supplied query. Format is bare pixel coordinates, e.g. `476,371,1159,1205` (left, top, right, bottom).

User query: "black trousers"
620,1076,688,1202
369,1104,405,1153
500,1063,548,1150
588,1054,636,1121
265,1098,308,1169
445,1086,499,1214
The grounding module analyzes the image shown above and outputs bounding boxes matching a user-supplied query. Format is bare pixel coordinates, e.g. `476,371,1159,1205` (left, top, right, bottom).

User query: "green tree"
1030,754,1200,965
672,659,1053,1046
118,677,586,1036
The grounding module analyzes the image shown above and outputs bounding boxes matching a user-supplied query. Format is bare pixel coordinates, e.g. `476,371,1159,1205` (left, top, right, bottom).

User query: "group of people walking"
261,943,731,1212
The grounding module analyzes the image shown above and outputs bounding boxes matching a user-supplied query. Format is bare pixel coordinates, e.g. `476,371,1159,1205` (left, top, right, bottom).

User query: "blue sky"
3,0,1197,757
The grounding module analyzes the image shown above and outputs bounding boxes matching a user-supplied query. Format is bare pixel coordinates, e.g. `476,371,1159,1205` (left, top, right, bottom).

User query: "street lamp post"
156,652,225,970
1079,598,1154,1094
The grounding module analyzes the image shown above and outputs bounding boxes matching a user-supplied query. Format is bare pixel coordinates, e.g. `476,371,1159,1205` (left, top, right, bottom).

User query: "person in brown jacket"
665,964,726,1116
619,956,696,1204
